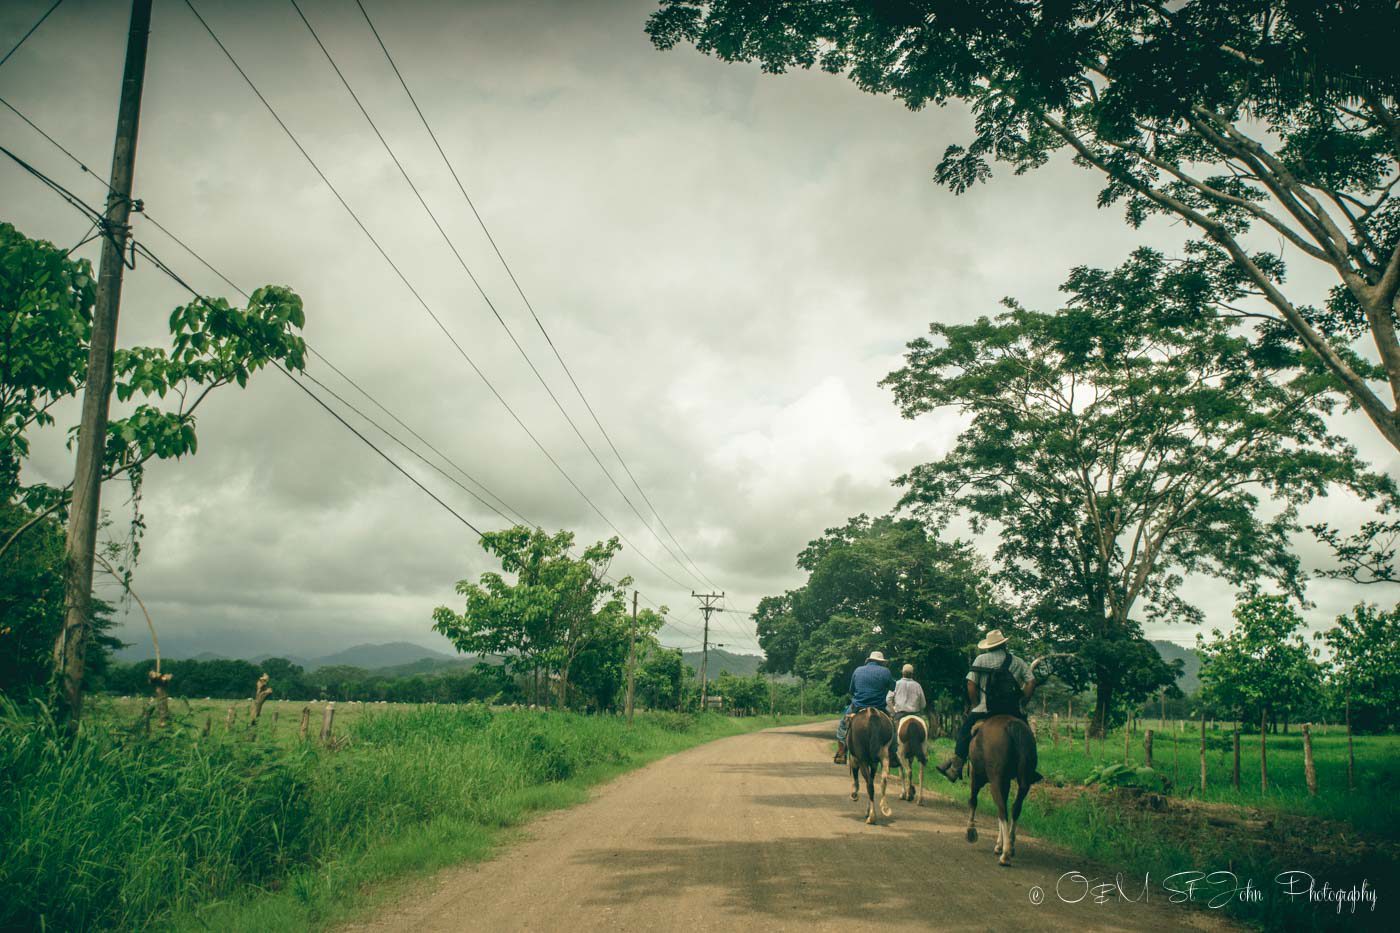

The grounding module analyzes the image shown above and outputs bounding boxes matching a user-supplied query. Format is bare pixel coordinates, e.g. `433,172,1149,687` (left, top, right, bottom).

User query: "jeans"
836,703,854,743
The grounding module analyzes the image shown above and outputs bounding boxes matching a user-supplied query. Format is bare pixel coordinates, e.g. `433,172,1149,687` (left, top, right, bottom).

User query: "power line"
288,0,707,594
353,0,724,594
3,142,751,659
0,0,63,70
181,0,699,597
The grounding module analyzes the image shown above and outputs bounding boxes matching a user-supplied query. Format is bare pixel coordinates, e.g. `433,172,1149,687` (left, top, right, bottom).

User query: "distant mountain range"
124,638,1197,691
1151,639,1201,693
680,648,764,679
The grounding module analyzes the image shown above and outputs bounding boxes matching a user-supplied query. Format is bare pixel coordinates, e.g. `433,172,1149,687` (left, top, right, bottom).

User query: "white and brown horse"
893,714,928,803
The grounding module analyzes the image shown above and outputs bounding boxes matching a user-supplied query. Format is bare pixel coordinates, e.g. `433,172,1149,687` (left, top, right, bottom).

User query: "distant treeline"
104,657,518,705
104,655,849,715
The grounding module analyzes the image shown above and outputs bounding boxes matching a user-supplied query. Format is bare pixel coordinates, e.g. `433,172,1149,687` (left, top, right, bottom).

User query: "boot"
936,755,964,783
833,742,847,765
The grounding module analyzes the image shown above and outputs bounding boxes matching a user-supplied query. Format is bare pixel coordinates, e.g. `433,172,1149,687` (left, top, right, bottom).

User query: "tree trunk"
1091,677,1114,739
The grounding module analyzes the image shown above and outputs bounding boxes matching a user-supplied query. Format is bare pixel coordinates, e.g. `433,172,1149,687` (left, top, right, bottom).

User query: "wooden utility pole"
625,590,638,724
692,591,723,711
54,0,153,722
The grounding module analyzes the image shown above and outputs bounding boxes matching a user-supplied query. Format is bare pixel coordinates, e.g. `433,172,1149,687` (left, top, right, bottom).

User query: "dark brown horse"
965,714,1038,865
846,707,894,824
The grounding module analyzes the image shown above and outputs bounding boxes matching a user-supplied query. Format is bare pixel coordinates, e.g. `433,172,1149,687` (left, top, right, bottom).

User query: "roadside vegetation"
914,726,1400,929
0,700,808,932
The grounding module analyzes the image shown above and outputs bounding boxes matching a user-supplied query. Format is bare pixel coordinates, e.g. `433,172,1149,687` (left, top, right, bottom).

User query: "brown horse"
846,707,894,824
894,715,928,803
965,714,1038,866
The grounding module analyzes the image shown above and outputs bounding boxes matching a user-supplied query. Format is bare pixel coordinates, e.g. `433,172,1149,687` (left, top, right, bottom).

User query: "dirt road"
347,720,1229,932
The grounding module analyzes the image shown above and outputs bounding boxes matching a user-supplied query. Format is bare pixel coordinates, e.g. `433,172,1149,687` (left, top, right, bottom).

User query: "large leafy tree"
755,513,1004,703
1,222,308,558
432,526,632,708
1197,591,1324,731
648,1,1400,451
883,249,1386,733
1317,601,1400,732
0,221,306,700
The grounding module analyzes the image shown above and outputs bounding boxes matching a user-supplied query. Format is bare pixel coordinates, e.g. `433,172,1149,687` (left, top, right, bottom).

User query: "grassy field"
1,697,814,932
914,723,1400,930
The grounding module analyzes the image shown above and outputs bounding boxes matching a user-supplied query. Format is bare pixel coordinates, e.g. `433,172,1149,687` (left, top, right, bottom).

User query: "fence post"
1260,707,1269,794
202,713,212,737
1199,713,1207,794
225,706,236,732
1052,712,1059,747
320,701,336,743
299,705,311,741
1144,729,1154,768
1083,722,1090,757
1124,721,1131,764
1232,722,1240,790
1303,723,1318,796
1346,692,1356,791
249,673,273,726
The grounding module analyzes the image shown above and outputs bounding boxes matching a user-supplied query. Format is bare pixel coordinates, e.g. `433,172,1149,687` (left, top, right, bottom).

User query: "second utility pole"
692,591,723,712
55,0,153,723
625,590,638,724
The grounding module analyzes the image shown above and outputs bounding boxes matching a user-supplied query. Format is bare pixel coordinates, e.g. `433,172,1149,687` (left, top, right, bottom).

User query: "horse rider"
891,663,927,730
833,650,895,765
936,629,1036,782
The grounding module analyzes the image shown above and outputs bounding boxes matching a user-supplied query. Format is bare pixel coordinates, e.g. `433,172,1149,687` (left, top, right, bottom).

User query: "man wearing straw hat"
936,629,1036,782
832,650,895,765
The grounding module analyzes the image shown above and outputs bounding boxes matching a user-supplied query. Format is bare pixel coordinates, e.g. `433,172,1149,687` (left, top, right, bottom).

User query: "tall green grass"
0,700,792,931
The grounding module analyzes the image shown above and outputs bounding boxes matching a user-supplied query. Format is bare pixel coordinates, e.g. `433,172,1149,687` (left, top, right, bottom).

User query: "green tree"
756,513,1004,702
1318,601,1400,732
883,250,1384,733
1198,591,1324,732
0,221,306,704
0,504,121,699
432,526,631,708
647,1,1400,453
636,646,685,711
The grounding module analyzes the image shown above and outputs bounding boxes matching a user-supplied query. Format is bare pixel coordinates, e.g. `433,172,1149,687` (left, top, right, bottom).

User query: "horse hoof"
994,843,1003,856
880,804,892,818
966,827,978,843
850,791,858,801
999,856,1012,867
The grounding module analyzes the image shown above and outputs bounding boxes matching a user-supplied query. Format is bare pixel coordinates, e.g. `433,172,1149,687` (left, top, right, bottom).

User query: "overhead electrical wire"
0,0,63,71
352,0,725,594
287,0,708,594
180,0,702,598
0,143,712,654
1,5,747,656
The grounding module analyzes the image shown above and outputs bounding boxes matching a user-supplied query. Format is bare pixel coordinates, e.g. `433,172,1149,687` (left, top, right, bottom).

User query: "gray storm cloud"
2,0,1393,660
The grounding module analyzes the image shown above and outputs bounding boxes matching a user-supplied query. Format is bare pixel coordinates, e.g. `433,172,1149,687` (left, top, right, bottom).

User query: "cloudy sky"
3,0,1394,661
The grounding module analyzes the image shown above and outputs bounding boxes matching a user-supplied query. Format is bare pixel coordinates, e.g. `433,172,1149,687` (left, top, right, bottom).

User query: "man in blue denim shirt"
833,650,895,764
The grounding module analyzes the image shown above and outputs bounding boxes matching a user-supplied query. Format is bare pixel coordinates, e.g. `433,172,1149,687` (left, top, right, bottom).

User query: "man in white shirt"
891,663,926,727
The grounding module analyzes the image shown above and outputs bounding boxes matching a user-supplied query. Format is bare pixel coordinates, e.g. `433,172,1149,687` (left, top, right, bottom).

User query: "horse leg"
878,746,892,818
990,775,1012,866
966,770,983,843
850,755,860,801
864,762,878,824
916,750,926,805
1009,770,1032,858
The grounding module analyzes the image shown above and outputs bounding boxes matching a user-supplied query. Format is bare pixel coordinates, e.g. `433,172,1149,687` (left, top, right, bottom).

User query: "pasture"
914,723,1400,929
0,699,815,932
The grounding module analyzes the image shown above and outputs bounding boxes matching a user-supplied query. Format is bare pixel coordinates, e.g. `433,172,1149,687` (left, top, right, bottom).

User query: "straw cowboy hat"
977,629,1010,651
867,650,888,663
